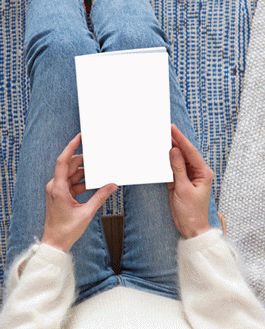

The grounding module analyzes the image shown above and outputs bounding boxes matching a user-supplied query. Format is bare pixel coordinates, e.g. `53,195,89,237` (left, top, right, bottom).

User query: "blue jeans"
5,0,220,305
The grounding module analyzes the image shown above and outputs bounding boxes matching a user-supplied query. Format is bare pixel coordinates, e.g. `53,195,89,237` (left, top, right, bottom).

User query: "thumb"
83,183,118,218
169,147,189,187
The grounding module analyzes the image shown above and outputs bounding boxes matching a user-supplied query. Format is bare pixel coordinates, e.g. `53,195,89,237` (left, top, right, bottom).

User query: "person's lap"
5,0,220,305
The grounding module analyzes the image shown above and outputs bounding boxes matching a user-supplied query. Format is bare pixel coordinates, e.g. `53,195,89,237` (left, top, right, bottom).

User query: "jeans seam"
79,0,89,27
78,0,98,43
97,210,112,269
90,0,99,20
88,3,99,45
121,185,127,261
75,278,120,305
120,273,179,300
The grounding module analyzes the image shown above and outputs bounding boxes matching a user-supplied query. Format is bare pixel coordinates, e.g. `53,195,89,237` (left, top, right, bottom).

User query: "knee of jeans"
102,21,170,53
24,30,97,79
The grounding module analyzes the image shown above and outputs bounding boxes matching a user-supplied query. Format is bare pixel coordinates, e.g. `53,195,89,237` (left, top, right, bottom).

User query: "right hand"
167,124,214,239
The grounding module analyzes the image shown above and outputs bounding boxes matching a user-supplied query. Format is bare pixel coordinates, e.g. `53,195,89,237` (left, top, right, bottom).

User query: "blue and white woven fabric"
0,0,258,303
219,0,265,305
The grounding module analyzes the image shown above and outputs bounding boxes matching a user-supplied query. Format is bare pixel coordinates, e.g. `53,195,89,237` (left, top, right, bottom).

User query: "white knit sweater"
1,229,265,329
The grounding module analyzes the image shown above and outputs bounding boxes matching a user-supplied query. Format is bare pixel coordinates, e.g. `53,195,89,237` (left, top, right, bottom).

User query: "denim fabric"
5,0,220,305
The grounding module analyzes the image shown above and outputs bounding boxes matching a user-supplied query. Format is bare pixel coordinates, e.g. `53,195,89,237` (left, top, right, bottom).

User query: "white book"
75,47,173,190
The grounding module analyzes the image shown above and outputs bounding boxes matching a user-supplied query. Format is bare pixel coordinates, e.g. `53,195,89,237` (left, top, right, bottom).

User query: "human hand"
167,124,213,239
41,133,118,252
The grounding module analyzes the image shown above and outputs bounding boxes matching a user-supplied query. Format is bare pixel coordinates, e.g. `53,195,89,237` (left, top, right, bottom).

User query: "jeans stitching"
120,273,179,300
97,208,112,270
121,185,127,262
75,278,120,305
90,0,99,19
79,0,89,27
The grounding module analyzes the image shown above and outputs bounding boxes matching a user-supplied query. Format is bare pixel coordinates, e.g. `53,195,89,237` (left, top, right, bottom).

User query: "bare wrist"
182,225,211,239
40,237,69,253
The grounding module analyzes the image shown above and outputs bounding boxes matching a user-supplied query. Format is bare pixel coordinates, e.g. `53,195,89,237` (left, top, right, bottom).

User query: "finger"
171,124,205,171
54,133,81,181
170,124,181,148
169,147,189,188
166,181,174,190
69,167,85,185
71,182,87,196
171,133,179,148
83,183,118,218
68,154,84,177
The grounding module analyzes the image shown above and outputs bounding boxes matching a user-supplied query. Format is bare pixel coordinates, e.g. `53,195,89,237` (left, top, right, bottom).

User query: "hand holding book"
40,123,213,253
167,124,212,239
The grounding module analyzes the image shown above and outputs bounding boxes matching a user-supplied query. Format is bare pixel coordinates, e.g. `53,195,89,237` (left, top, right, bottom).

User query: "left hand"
167,124,212,239
41,133,118,252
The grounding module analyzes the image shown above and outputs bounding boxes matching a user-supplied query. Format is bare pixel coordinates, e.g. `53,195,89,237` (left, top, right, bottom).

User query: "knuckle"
172,163,183,173
45,180,54,194
96,193,105,205
50,185,64,199
97,191,108,205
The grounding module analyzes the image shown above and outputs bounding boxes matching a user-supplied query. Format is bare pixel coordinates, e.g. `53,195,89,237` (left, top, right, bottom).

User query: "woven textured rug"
0,0,258,303
219,0,265,305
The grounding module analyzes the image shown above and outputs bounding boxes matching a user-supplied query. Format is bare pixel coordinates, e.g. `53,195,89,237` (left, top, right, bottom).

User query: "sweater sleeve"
0,243,76,329
178,228,265,329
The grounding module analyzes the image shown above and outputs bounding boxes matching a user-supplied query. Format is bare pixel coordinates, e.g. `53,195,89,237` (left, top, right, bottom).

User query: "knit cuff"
12,243,42,283
15,243,72,279
3,242,73,306
3,242,51,301
24,242,72,269
178,228,224,255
